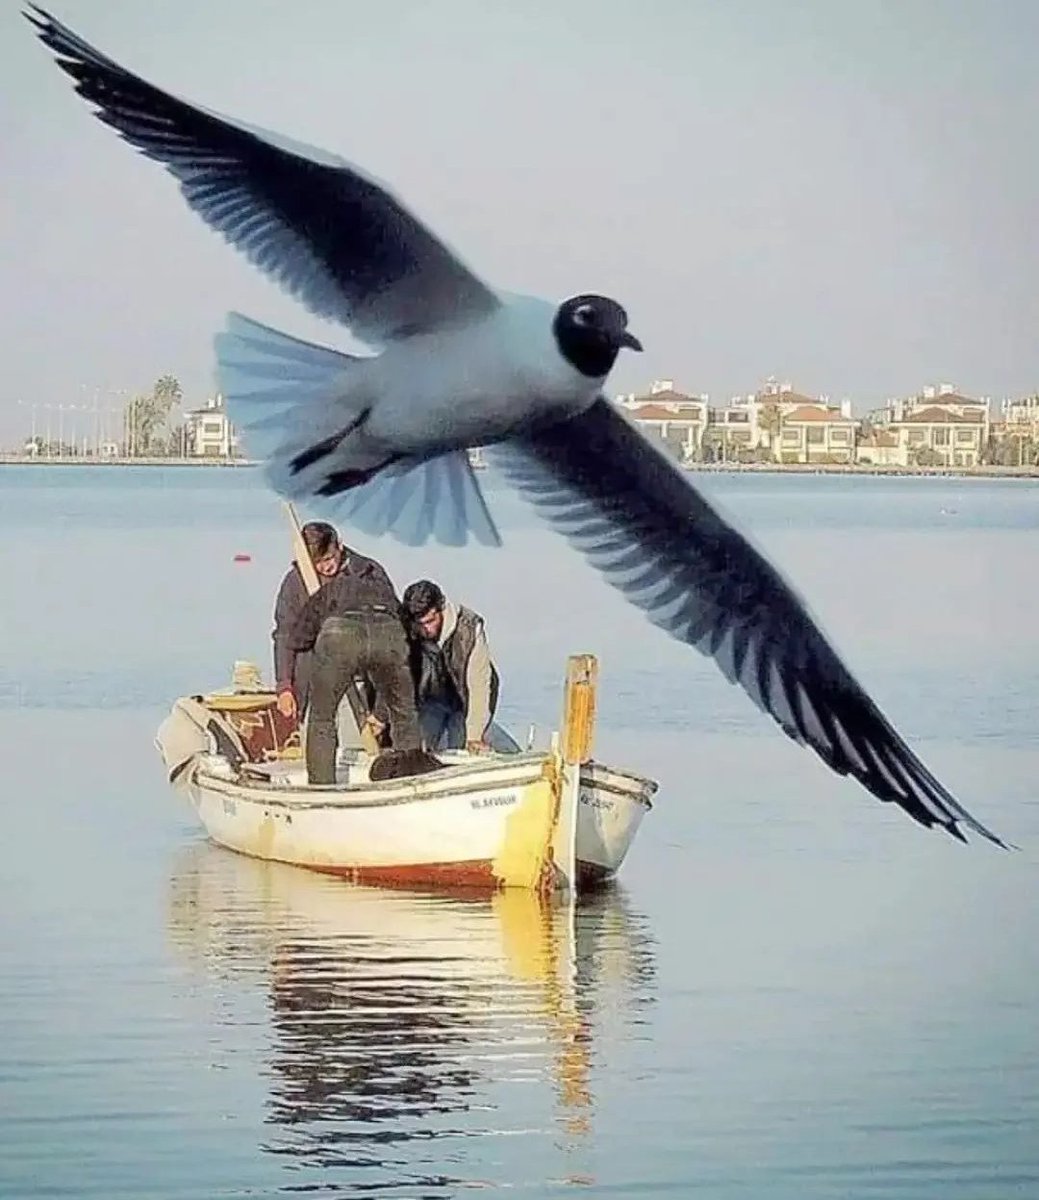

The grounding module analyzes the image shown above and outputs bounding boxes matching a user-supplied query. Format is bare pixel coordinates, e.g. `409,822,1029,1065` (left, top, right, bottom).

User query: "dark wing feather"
490,399,1006,847
25,5,499,344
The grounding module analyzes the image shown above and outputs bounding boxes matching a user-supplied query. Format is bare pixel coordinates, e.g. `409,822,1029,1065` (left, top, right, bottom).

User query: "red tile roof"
918,392,984,406
629,389,704,407
629,402,703,422
783,405,854,424
900,406,984,425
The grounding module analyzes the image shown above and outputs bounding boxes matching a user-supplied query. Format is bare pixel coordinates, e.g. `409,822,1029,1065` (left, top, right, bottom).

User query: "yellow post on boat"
561,653,599,767
545,653,600,893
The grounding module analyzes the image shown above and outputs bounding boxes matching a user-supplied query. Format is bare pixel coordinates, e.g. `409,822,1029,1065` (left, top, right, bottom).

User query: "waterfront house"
864,383,989,467
184,394,239,458
888,405,986,467
775,404,857,464
621,381,708,462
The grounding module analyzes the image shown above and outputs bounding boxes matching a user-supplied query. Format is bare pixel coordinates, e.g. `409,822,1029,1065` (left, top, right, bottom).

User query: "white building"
185,394,239,458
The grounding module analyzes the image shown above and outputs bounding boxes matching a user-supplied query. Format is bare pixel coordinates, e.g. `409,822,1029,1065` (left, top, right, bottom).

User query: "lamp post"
16,400,39,455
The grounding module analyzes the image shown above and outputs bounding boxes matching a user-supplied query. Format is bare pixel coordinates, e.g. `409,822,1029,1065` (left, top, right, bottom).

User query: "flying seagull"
26,5,1007,848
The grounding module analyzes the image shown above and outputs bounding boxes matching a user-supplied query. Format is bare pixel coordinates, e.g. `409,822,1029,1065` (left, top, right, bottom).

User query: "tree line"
23,375,227,458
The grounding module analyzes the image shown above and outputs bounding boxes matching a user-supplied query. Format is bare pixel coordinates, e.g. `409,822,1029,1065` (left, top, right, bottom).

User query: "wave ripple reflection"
167,844,656,1194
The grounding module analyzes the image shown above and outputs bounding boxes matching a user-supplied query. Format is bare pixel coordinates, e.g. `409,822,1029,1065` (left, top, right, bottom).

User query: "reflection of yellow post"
495,890,592,1139
549,658,595,1139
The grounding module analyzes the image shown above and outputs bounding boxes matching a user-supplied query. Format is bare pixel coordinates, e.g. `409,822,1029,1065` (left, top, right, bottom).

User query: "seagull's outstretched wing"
25,5,500,345
490,399,1005,847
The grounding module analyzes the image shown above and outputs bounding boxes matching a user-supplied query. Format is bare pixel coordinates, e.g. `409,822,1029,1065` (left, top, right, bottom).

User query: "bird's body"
356,298,569,454
27,3,1008,847
270,292,599,474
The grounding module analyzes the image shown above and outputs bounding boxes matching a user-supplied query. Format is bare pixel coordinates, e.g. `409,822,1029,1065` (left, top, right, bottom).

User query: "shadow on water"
167,842,657,1195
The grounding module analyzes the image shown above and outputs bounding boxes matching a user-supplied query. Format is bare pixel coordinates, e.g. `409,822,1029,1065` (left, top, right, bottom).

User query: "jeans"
308,615,422,784
419,701,522,754
419,701,467,751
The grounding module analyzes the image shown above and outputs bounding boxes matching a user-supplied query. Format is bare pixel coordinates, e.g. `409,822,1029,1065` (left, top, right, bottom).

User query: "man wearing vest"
401,580,500,754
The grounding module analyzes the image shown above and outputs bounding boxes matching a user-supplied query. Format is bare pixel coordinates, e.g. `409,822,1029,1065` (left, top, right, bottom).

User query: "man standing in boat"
401,580,503,754
273,521,341,724
273,521,385,748
288,542,423,783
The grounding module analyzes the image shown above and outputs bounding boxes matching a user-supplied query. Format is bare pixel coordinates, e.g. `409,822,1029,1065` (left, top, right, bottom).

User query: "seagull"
27,5,1007,848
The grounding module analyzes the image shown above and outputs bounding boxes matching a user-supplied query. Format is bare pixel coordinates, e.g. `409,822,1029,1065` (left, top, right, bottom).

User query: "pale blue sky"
3,0,1038,442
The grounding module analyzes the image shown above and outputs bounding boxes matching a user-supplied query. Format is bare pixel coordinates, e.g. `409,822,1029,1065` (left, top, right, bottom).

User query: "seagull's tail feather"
315,453,503,549
214,311,364,464
214,311,502,549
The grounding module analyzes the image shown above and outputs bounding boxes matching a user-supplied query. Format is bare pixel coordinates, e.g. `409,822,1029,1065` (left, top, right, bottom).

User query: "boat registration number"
470,792,517,810
580,790,614,812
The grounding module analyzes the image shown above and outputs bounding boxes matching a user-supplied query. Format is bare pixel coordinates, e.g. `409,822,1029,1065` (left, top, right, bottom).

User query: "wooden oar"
281,502,381,756
282,501,320,596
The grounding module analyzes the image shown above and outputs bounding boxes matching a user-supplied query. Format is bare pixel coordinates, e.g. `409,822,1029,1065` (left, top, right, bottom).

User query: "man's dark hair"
301,521,338,559
402,579,445,620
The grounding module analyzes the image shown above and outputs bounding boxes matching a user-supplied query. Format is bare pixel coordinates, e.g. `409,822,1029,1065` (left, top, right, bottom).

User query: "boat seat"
199,691,298,763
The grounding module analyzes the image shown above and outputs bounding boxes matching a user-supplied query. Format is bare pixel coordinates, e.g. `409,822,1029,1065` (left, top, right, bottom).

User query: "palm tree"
758,402,782,461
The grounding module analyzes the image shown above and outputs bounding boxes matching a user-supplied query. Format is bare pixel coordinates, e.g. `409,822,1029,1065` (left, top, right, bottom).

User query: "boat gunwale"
193,751,655,813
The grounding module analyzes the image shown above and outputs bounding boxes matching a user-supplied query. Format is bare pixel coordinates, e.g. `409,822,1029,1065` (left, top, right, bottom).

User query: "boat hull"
184,752,653,892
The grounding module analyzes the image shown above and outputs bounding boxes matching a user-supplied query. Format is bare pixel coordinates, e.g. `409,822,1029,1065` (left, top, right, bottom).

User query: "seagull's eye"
572,304,596,327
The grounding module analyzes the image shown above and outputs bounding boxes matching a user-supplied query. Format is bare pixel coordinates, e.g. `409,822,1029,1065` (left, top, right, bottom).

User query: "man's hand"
365,714,386,737
466,739,491,755
276,688,297,719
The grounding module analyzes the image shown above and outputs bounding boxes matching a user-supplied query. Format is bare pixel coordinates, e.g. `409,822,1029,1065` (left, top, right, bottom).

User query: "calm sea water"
1,464,1036,1198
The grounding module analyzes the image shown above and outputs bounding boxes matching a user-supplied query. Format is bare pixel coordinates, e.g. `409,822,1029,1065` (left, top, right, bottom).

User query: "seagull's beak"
620,330,643,352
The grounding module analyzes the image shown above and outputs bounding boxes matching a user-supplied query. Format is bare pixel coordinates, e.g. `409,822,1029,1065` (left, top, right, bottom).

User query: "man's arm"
464,620,494,744
272,570,303,691
288,588,326,654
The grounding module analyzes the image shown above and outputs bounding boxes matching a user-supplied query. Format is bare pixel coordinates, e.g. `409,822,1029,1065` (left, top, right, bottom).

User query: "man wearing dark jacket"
271,521,343,723
289,544,422,784
401,580,501,753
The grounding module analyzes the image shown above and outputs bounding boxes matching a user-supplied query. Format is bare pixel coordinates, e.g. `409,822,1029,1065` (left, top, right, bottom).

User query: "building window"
807,427,825,444
934,428,950,446
955,429,975,444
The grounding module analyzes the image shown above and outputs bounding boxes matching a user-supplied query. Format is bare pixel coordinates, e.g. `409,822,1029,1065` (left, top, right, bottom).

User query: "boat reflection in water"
167,842,657,1193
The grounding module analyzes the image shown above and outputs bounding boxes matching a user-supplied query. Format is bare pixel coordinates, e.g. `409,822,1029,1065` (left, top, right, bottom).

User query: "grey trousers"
308,614,422,784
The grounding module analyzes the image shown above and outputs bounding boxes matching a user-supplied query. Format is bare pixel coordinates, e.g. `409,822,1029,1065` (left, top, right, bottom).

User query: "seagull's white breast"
362,295,600,454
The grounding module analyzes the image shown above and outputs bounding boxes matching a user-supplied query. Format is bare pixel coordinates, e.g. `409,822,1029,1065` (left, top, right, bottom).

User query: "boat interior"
196,689,531,791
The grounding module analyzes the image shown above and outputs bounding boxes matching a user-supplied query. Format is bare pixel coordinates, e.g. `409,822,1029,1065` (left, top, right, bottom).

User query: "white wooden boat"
156,655,657,893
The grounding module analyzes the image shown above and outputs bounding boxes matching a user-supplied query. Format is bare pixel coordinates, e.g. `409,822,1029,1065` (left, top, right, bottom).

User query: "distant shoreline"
0,455,256,468
0,454,1036,480
682,461,1039,480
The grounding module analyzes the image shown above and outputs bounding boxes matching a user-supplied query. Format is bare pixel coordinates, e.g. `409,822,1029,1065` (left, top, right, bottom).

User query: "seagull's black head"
553,294,643,379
